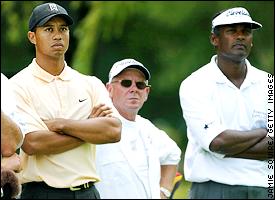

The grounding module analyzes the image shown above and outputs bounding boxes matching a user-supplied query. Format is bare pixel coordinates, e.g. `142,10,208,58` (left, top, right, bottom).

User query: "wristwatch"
160,187,171,198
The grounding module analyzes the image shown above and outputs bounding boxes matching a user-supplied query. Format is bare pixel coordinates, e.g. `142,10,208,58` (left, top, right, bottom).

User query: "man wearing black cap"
9,2,122,199
28,2,73,32
93,58,181,199
179,7,273,199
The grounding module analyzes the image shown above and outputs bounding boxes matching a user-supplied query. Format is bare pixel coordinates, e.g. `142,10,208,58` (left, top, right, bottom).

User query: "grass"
172,179,191,199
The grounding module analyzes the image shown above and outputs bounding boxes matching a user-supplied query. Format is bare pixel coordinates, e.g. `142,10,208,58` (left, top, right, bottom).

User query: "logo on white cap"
108,59,150,83
211,7,262,32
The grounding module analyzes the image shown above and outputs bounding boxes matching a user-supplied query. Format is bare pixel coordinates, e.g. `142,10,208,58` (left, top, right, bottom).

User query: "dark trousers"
20,182,101,199
189,181,271,199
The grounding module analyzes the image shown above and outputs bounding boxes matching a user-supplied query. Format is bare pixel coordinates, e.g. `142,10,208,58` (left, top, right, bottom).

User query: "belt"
69,182,94,191
24,181,94,192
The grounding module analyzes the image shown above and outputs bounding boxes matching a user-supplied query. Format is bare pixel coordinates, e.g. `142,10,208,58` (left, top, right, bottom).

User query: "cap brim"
250,21,262,29
36,13,73,28
125,65,151,80
213,21,262,31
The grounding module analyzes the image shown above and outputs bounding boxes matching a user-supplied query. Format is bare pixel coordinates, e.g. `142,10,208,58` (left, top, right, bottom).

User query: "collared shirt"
179,55,273,187
10,58,116,188
95,115,181,199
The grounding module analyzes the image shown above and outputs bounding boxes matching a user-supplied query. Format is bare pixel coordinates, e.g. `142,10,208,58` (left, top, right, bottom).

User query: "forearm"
1,111,23,156
210,128,267,155
160,165,177,193
46,117,121,144
22,130,84,155
228,136,274,160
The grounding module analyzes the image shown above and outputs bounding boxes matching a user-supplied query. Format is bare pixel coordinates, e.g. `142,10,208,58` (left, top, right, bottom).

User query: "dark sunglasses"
112,79,151,90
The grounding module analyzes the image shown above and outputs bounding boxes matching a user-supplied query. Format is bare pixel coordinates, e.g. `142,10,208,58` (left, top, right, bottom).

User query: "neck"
216,56,247,88
119,110,137,122
36,54,65,76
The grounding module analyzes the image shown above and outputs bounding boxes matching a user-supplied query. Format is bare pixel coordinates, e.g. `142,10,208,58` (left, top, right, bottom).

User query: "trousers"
189,180,271,199
20,181,101,199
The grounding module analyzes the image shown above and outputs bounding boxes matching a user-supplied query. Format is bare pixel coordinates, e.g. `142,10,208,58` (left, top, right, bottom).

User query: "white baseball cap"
212,7,262,32
108,59,151,83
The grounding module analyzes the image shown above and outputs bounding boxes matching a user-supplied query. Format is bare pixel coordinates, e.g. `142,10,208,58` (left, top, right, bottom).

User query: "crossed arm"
209,128,273,160
22,104,121,155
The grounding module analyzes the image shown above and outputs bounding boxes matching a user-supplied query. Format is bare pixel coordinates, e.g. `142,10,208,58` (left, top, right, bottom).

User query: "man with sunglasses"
94,58,181,199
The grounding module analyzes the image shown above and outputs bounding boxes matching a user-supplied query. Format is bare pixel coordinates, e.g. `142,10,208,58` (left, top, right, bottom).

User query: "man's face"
107,68,150,118
29,16,70,58
212,23,253,62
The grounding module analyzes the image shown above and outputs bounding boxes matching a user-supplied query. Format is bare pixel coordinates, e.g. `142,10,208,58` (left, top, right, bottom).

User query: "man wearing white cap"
179,7,273,199
94,58,182,199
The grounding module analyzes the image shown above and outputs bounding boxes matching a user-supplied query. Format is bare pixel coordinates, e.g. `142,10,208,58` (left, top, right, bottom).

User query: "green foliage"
1,1,43,44
72,2,100,74
173,179,191,199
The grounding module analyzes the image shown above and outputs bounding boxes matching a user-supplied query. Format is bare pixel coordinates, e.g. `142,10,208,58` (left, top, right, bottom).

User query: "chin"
127,103,140,110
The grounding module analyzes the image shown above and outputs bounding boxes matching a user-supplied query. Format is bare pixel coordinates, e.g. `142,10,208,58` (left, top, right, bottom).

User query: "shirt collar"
31,58,73,82
210,55,259,86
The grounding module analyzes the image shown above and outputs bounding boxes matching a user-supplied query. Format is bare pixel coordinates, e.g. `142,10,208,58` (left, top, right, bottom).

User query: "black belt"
24,181,94,192
69,182,94,191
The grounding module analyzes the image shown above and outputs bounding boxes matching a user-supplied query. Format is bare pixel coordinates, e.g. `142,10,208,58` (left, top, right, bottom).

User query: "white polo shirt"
179,55,273,187
1,73,26,146
95,115,181,198
1,73,17,115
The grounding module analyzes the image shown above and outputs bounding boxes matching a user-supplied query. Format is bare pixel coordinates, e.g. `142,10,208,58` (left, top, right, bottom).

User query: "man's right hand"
89,103,113,118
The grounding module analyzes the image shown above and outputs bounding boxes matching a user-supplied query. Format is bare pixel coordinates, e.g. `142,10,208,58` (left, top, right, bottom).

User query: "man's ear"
210,33,218,47
144,87,150,102
106,83,113,98
28,31,36,45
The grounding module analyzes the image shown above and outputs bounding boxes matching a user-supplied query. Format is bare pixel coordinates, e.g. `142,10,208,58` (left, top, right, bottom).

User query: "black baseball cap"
29,2,73,31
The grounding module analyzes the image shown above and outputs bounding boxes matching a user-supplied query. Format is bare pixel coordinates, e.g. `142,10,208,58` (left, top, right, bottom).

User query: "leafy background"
1,1,274,198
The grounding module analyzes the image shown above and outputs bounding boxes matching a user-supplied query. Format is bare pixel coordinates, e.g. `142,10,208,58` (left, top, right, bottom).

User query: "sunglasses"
112,79,151,90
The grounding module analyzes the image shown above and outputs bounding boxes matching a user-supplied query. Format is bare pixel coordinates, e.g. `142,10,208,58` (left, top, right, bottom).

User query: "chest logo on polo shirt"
79,98,87,102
